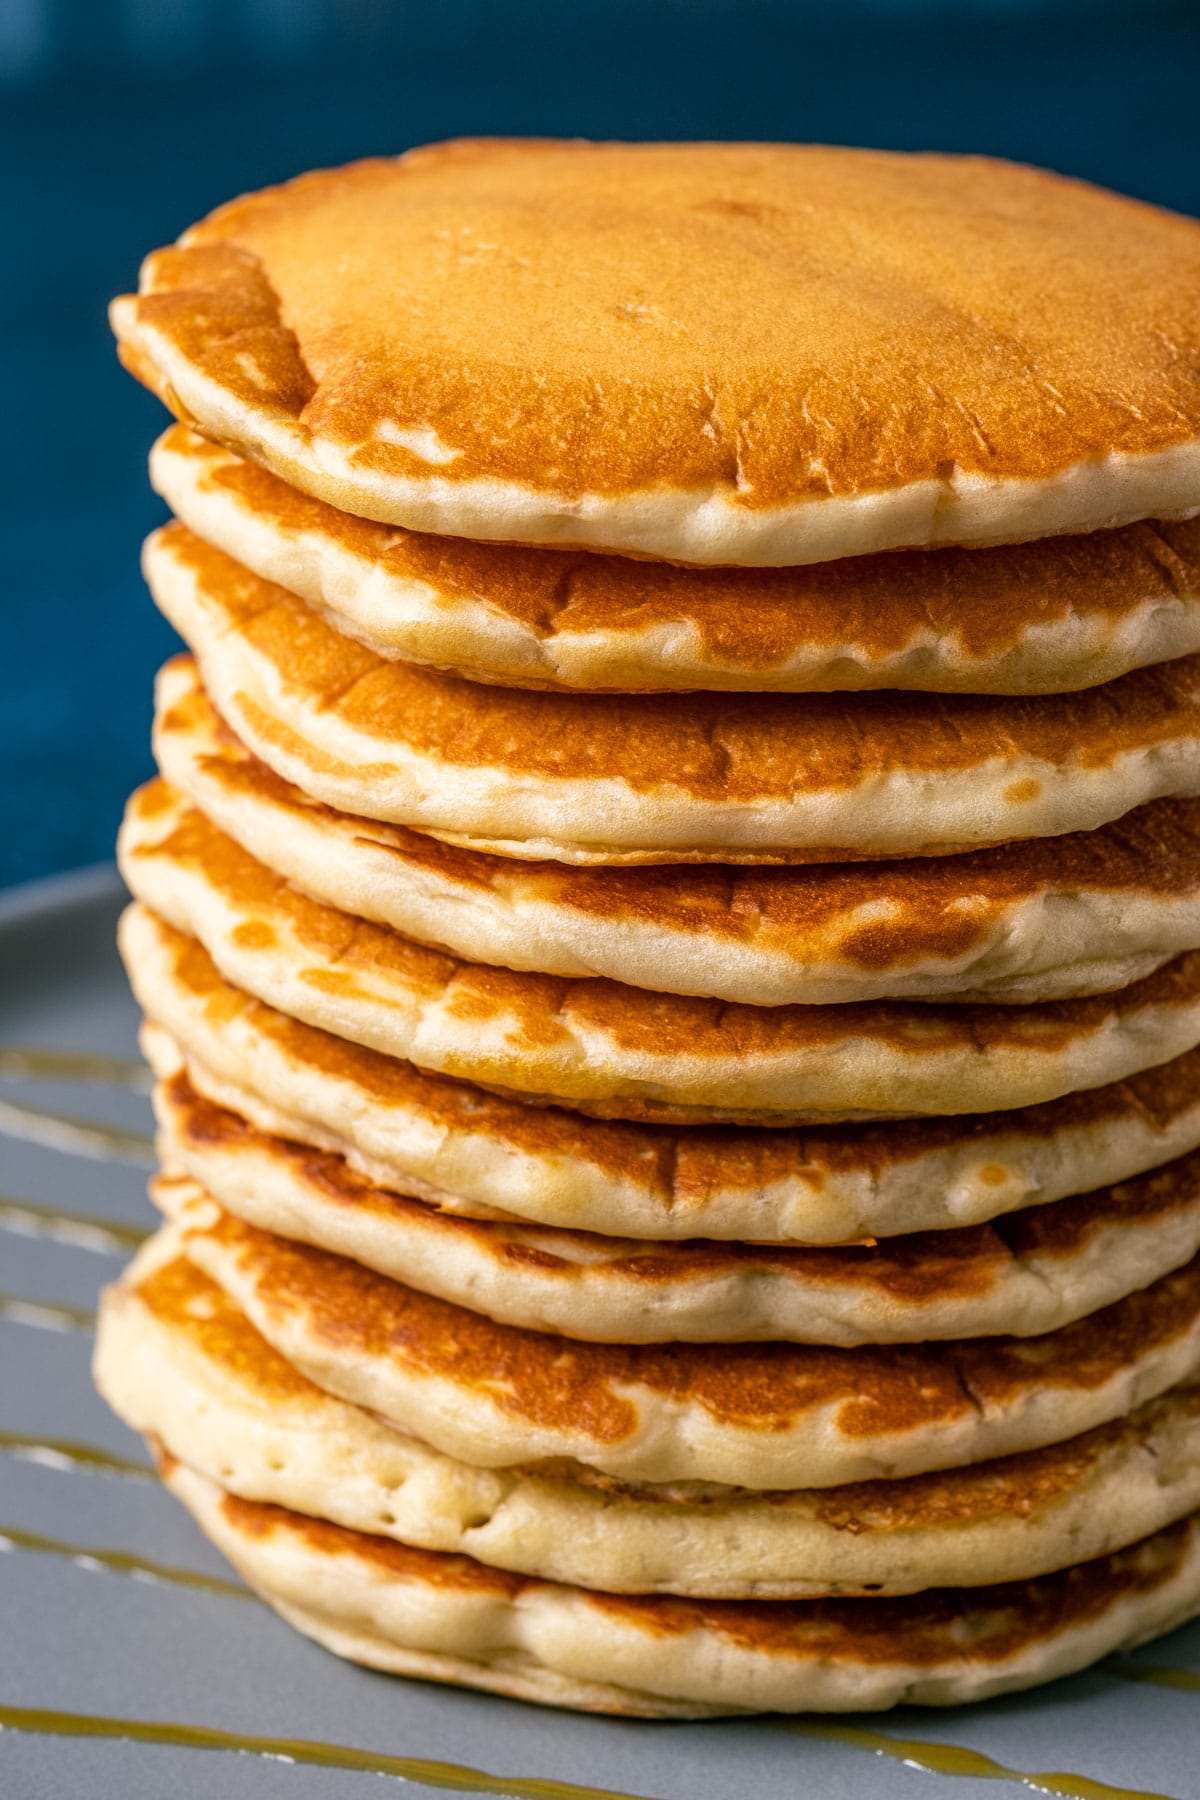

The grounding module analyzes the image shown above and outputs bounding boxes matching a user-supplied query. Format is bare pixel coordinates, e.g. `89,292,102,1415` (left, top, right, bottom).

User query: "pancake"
134,918,1200,1243
95,1246,1200,1598
154,1071,1200,1346
150,424,1200,697
160,1457,1200,1715
156,656,1200,1007
159,1181,1200,1488
111,143,1200,567
116,793,1200,1125
143,523,1200,865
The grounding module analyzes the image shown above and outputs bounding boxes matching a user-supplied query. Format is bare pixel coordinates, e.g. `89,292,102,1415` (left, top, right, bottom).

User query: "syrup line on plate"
0,1095,155,1164
0,1522,253,1601
0,1193,149,1253
0,1046,150,1089
0,1430,154,1480
0,1292,96,1333
0,1706,659,1799
1105,1660,1200,1694
794,1722,1178,1799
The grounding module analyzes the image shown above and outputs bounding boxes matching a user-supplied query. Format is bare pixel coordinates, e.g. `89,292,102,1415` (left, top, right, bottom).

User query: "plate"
1,865,1197,1800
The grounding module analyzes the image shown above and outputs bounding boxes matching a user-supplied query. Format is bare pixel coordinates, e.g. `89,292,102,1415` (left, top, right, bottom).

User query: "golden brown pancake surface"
132,907,1200,1241
212,1482,1195,1656
113,143,1200,564
150,520,1200,810
159,1455,1200,1713
117,785,1200,1124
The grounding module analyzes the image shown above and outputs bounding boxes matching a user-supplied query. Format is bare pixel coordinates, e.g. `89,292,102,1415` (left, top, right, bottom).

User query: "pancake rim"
152,1069,1200,1346
161,1456,1200,1715
115,797,1200,1125
166,1189,1200,1490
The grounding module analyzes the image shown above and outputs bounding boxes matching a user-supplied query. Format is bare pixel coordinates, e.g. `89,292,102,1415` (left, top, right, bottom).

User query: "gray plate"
1,866,1197,1800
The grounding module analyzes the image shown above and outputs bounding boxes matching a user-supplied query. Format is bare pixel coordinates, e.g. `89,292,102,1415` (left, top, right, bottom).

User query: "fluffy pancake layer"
112,143,1200,566
143,524,1200,864
116,791,1200,1124
134,918,1200,1242
156,657,1200,1006
152,424,1200,696
154,1071,1200,1346
94,1246,1200,1598
159,1456,1200,1715
157,1180,1200,1489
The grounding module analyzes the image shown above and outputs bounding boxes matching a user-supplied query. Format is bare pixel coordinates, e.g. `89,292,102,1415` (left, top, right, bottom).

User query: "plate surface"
1,865,1198,1800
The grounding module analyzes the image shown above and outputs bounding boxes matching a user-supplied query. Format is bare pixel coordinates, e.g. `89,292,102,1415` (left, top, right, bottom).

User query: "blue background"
4,0,1200,890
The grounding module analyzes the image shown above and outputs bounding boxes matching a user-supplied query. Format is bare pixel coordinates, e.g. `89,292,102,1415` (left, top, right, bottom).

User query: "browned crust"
136,1251,310,1401
206,1469,1200,1667
581,1518,1198,1660
143,912,1200,1202
135,1250,1200,1526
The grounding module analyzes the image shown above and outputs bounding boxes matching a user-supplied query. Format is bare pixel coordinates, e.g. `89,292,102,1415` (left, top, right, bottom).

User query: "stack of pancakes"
95,141,1200,1716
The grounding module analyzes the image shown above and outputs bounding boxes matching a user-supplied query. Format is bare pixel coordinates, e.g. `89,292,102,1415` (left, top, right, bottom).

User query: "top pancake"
151,425,1200,696
111,142,1200,566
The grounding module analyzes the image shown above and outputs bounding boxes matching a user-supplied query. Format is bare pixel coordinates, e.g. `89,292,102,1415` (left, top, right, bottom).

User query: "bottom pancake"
161,1455,1200,1717
93,1240,1200,1599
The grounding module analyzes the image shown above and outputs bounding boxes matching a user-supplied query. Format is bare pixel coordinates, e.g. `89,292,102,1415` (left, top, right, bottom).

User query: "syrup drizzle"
0,1522,253,1601
1106,1660,1200,1695
0,1095,154,1164
0,1706,656,1799
0,1192,149,1253
0,1292,96,1333
0,1046,150,1088
0,1430,153,1480
795,1722,1178,1799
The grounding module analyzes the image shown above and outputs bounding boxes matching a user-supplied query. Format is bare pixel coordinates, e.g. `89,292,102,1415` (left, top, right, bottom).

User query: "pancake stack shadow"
95,140,1200,1715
